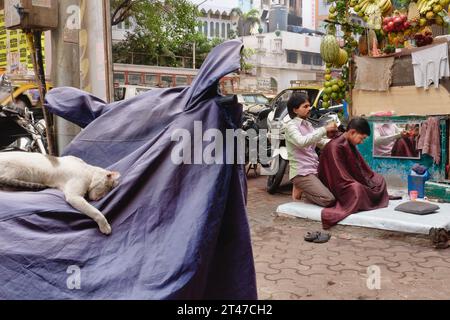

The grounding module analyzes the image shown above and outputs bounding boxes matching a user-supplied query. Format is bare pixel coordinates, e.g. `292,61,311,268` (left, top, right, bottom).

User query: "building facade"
112,17,135,44
112,1,257,43
302,0,366,33
197,4,238,39
241,30,324,92
256,0,302,32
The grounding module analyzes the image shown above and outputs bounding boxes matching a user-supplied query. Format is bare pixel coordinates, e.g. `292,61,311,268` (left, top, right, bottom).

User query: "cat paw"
98,220,112,235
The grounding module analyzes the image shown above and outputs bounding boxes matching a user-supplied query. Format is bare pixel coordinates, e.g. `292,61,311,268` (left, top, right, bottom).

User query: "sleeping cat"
0,152,120,235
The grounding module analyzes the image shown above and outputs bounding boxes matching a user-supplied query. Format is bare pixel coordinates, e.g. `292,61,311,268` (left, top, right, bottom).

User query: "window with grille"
124,18,131,30
301,52,311,65
128,73,141,85
286,50,298,64
145,74,158,86
161,75,173,87
176,76,188,86
114,73,125,85
313,54,323,66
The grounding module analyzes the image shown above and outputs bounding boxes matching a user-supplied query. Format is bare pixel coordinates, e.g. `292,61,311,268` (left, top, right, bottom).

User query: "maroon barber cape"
391,136,419,158
318,134,389,229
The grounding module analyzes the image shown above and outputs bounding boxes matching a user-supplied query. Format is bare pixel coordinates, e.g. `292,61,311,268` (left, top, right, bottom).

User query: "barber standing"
285,92,337,207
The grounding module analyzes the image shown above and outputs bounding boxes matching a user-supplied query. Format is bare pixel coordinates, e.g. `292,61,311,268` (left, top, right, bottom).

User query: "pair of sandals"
429,228,449,249
304,231,331,243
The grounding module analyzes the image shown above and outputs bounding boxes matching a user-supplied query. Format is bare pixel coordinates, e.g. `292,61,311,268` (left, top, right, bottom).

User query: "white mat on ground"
277,200,450,235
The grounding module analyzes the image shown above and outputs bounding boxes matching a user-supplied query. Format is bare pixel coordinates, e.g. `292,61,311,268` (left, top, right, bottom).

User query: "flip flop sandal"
435,242,449,249
313,232,331,244
429,228,449,249
304,231,321,242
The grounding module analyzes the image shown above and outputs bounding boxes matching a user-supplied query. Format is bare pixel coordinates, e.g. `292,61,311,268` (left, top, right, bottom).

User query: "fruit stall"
321,0,450,116
320,0,450,188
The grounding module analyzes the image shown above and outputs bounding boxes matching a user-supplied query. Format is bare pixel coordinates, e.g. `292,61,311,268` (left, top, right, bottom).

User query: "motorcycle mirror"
216,95,238,108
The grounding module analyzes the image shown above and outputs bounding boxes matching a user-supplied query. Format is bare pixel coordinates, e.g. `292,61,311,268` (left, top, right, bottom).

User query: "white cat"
0,152,120,235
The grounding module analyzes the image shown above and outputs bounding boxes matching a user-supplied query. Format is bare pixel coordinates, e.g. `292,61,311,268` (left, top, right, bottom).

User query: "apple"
403,21,411,29
387,21,395,31
393,16,403,29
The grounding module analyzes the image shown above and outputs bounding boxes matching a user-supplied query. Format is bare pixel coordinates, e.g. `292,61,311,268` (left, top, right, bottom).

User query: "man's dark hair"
287,93,310,119
346,117,371,136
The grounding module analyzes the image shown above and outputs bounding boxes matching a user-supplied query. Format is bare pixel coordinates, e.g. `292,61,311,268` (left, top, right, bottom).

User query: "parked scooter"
241,103,272,175
265,102,343,194
0,76,47,154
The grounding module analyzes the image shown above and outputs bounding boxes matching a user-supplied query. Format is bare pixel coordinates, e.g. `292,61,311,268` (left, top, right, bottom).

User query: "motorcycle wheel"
266,157,288,194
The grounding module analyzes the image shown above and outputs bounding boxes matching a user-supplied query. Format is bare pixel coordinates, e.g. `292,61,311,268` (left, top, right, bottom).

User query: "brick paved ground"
246,172,450,300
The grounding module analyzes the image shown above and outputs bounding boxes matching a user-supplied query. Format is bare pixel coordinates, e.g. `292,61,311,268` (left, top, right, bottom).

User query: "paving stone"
247,175,450,299
386,261,435,274
416,256,450,269
254,261,282,275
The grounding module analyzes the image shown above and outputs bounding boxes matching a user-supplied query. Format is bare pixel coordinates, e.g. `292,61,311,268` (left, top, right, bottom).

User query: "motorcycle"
0,75,47,154
241,103,272,175
265,102,343,194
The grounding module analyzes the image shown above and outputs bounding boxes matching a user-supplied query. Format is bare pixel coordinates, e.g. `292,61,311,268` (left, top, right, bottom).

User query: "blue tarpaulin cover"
0,40,257,299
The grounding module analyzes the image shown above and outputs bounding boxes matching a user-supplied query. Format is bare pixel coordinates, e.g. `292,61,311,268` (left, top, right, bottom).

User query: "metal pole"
79,0,113,102
51,0,81,155
193,41,196,69
26,32,57,155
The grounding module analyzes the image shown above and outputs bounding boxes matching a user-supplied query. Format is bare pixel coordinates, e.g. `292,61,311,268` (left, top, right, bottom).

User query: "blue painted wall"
358,116,448,187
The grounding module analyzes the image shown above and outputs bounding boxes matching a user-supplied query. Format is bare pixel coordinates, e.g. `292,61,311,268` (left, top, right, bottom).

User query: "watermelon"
320,35,340,64
335,49,348,67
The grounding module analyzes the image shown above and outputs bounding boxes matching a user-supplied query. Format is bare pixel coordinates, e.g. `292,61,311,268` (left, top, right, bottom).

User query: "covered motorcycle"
0,40,257,299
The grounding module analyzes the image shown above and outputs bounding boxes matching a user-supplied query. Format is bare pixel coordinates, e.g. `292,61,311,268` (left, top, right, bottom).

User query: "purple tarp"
0,40,257,299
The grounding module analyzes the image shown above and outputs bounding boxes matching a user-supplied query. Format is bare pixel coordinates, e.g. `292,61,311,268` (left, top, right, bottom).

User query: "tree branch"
111,0,144,26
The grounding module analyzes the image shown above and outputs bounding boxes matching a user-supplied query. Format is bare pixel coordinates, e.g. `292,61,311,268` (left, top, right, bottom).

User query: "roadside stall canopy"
0,39,257,299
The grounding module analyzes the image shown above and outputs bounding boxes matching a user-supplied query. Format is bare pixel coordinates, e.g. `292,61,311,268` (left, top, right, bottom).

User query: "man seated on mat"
318,117,389,229
285,92,337,207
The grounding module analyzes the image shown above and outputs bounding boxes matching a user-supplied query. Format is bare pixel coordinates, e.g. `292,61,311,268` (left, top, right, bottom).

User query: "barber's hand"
325,121,338,138
400,130,409,138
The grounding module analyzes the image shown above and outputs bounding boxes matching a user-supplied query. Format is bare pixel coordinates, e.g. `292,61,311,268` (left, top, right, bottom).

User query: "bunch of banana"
356,0,392,16
417,0,440,14
365,3,382,29
365,2,380,15
357,0,373,14
377,0,393,15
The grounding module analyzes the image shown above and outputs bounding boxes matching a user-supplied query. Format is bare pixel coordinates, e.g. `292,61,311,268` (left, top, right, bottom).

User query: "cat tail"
0,177,48,191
